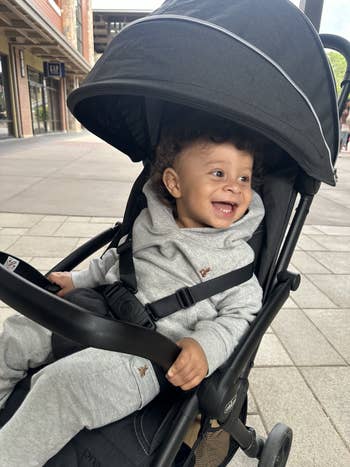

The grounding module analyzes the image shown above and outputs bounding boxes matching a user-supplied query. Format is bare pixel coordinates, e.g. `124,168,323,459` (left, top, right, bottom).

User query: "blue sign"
43,62,65,78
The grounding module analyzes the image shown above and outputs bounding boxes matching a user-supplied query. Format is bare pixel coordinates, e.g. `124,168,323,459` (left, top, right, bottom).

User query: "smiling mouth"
212,201,238,215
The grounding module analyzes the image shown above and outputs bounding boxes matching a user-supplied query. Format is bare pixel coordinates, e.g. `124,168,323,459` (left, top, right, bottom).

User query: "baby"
0,109,264,466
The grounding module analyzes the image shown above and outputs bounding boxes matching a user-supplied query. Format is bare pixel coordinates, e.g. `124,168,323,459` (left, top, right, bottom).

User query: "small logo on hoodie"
199,267,211,278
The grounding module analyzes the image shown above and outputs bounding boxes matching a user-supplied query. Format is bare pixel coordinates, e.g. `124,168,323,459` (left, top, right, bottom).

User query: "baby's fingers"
167,350,190,379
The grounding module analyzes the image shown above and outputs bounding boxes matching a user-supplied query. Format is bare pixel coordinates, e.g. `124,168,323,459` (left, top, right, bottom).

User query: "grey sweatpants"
0,314,160,467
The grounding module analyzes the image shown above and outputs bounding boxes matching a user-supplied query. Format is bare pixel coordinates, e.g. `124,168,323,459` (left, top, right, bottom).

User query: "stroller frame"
0,29,349,467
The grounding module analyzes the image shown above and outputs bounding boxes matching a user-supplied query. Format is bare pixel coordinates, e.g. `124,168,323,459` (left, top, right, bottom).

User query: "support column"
59,77,68,132
299,0,324,32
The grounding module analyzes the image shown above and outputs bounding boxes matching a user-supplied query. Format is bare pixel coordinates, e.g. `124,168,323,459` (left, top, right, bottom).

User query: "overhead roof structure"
93,7,152,54
0,0,90,74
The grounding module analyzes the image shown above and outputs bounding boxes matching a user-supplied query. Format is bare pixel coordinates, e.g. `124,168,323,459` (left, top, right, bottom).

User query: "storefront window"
28,68,62,135
28,68,46,134
0,54,14,139
44,78,61,132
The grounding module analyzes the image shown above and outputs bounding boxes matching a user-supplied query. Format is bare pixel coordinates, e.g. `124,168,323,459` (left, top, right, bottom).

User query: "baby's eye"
239,175,250,183
212,170,224,177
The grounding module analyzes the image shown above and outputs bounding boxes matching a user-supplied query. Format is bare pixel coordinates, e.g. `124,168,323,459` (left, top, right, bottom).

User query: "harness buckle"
176,287,195,309
144,304,158,329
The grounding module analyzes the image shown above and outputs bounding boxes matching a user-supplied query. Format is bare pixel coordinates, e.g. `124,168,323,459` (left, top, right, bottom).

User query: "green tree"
327,50,347,96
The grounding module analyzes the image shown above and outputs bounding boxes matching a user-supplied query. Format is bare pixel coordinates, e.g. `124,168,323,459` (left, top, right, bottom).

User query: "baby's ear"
162,168,181,198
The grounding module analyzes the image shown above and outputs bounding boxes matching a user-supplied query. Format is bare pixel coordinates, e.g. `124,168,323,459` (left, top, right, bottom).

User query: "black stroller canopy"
68,0,339,186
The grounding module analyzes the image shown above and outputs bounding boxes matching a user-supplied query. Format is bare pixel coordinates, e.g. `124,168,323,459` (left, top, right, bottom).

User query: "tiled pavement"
0,133,349,466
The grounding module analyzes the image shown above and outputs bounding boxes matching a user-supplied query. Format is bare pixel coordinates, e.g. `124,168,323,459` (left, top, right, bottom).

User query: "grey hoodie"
72,182,264,375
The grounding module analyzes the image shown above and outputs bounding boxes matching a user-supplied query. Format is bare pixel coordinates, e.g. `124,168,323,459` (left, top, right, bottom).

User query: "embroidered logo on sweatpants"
199,267,211,278
138,365,148,377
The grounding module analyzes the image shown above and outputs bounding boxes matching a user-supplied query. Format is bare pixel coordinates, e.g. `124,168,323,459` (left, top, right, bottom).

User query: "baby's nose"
226,180,241,193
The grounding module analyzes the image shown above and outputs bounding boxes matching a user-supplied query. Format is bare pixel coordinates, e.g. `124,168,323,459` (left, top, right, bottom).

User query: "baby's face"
164,140,253,229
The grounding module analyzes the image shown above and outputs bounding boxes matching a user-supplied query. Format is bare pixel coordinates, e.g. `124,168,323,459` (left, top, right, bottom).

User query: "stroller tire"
258,423,292,467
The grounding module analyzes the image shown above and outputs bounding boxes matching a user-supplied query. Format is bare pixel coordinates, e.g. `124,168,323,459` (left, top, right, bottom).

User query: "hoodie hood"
132,181,264,252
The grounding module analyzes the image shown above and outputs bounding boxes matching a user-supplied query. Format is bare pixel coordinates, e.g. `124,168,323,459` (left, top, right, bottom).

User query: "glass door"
28,68,47,135
45,77,61,132
0,54,14,139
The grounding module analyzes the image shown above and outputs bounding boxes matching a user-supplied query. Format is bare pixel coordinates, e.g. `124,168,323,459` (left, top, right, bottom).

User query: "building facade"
0,0,94,139
93,6,152,57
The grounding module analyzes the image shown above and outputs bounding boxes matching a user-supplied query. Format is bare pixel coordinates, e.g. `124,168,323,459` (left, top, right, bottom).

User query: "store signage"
43,62,65,78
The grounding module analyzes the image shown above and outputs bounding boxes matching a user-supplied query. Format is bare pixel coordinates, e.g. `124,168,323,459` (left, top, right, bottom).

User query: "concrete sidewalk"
0,132,349,466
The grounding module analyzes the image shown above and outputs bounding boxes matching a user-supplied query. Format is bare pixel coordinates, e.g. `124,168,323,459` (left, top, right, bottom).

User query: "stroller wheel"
258,423,293,467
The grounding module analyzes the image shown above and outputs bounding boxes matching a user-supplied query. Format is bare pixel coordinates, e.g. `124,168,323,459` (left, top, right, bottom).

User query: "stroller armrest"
0,264,180,371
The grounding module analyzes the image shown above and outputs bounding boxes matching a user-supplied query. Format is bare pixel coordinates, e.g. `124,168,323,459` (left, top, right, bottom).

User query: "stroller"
0,0,349,465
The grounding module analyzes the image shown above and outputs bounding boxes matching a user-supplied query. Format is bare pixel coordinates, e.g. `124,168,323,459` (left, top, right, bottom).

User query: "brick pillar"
66,75,82,131
59,77,68,132
10,45,33,137
61,0,77,48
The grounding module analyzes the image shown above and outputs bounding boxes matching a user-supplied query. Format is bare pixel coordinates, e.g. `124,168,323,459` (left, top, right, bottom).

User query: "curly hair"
150,106,266,207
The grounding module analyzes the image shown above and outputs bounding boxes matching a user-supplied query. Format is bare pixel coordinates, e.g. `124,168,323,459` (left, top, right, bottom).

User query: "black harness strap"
146,262,254,321
116,237,254,323
117,235,138,293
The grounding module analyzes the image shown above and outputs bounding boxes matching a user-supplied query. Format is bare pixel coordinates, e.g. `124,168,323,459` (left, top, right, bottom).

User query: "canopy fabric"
68,0,339,185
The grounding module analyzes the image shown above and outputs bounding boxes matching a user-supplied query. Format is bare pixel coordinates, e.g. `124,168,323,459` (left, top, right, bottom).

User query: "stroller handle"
320,33,350,116
0,264,180,371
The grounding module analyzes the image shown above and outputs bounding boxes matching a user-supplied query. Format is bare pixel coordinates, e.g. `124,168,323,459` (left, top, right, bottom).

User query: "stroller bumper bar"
0,264,180,371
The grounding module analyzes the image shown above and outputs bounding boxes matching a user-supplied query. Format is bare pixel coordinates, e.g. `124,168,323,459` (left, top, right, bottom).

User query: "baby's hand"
47,271,74,297
166,337,208,390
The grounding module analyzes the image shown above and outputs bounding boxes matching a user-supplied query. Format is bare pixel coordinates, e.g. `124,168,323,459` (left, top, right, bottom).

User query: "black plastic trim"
0,265,180,371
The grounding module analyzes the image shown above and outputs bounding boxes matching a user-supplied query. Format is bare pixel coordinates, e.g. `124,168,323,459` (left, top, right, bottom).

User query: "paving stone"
0,158,68,177
301,367,350,448
305,309,350,364
54,159,141,181
289,275,336,308
307,235,350,251
90,217,119,224
307,274,350,307
42,215,68,222
290,251,331,274
307,195,350,227
0,213,43,228
0,235,20,250
30,257,64,272
0,175,41,203
320,189,350,209
254,334,293,367
271,308,345,366
67,216,92,222
27,221,63,236
54,222,113,237
248,389,258,414
300,225,324,235
296,234,326,251
308,251,350,274
250,367,350,467
282,296,298,308
0,179,135,217
313,225,350,236
0,228,28,236
7,236,79,257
